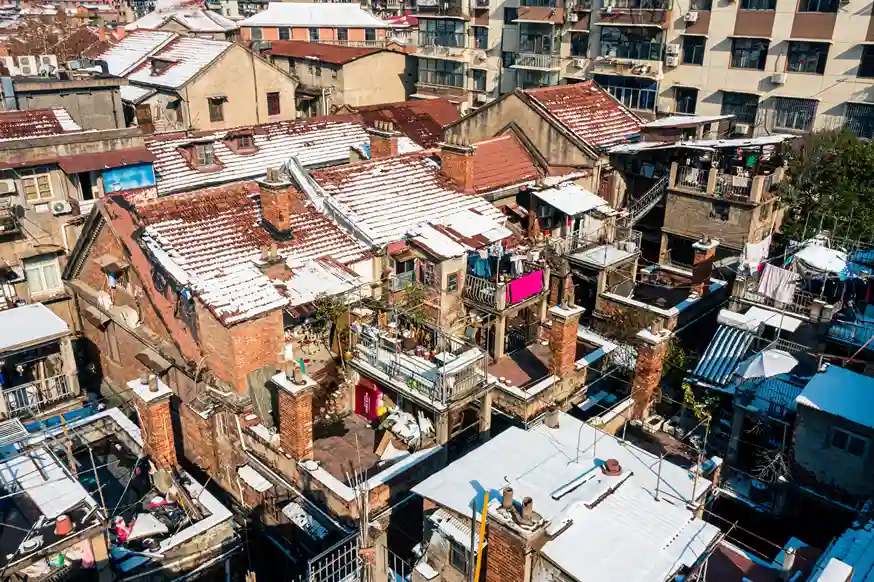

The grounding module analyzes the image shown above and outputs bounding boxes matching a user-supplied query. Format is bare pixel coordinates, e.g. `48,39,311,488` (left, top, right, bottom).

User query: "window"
799,0,837,12
846,102,874,139
419,19,464,47
24,254,62,295
690,0,711,8
104,322,120,362
474,26,488,49
730,38,769,70
20,171,53,202
740,0,774,8
237,134,255,149
338,28,348,41
250,27,263,40
831,428,868,457
710,201,730,221
859,45,874,78
365,28,376,41
682,35,705,65
208,97,224,122
267,92,280,116
423,261,436,286
787,41,829,75
278,27,290,40
308,27,320,41
599,26,664,61
593,74,657,111
773,97,817,131
449,540,471,573
473,69,486,91
519,23,556,53
570,32,588,56
502,51,514,68
194,143,215,167
447,271,459,292
721,91,759,124
419,58,465,87
675,87,698,114
504,7,518,23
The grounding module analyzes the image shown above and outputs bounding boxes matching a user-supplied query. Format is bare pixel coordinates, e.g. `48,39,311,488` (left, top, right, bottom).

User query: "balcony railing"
669,162,781,203
310,39,387,49
419,31,466,48
675,166,709,192
3,375,72,418
738,277,817,317
513,52,562,70
602,0,668,8
391,271,416,291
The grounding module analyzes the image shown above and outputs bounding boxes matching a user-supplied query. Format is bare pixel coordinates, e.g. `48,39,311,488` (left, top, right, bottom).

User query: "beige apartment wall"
184,44,297,130
341,52,408,107
661,0,874,129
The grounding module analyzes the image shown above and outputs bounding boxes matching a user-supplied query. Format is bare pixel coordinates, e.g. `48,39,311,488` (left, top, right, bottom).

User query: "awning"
594,21,665,27
57,147,155,174
430,508,485,550
83,305,111,329
135,348,172,374
745,306,802,332
534,183,611,216
681,31,708,37
727,33,772,40
690,324,755,388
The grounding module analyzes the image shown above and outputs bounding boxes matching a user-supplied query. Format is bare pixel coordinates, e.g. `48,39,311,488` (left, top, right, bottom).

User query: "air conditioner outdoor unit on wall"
50,200,73,216
0,180,16,195
665,43,680,56
734,123,751,134
771,71,787,84
684,10,698,21
16,56,36,76
665,55,679,67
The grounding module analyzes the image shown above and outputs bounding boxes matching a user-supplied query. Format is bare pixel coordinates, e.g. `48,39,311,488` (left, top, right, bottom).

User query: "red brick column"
368,121,401,159
485,521,529,582
130,376,177,469
275,372,315,460
549,305,585,378
630,329,671,420
691,238,719,297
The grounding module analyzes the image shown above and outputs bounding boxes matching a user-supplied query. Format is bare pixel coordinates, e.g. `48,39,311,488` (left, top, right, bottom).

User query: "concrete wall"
341,52,408,107
663,191,755,250
14,84,125,130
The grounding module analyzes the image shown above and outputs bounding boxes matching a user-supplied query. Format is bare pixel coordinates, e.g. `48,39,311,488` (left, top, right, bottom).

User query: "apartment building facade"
412,0,874,132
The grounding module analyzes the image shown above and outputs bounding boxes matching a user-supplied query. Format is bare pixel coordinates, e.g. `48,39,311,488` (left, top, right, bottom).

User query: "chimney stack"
545,406,560,429
257,168,305,239
630,328,671,420
129,375,177,469
368,120,401,159
549,305,585,378
440,135,476,192
691,237,719,297
501,486,514,510
274,367,315,461
520,497,534,523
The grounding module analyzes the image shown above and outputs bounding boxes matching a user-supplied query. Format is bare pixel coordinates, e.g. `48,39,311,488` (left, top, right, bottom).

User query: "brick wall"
180,403,220,476
369,133,398,159
664,194,753,250
549,308,582,378
485,521,528,582
631,337,669,420
440,146,475,191
278,385,313,460
134,395,177,468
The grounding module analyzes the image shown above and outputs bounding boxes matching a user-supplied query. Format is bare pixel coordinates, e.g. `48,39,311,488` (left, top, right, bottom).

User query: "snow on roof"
409,208,513,259
796,365,874,429
237,464,273,492
809,516,874,582
608,134,795,155
0,447,95,519
239,2,390,28
534,182,611,216
284,257,365,308
137,181,370,325
0,303,70,353
524,81,642,150
0,107,81,141
311,152,505,246
94,30,175,76
643,114,733,128
146,118,371,195
126,8,238,33
119,84,157,104
413,414,718,582
124,35,232,89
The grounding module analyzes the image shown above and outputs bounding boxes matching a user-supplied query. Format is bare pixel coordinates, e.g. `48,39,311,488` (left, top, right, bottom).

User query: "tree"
778,128,874,244
7,12,111,62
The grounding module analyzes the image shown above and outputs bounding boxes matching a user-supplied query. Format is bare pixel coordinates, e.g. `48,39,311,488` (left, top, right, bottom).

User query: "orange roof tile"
516,6,564,22
472,133,542,192
352,99,461,147
263,40,383,66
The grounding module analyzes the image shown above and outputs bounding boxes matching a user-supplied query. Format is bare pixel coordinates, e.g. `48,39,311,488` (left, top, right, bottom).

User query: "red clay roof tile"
472,133,542,192
351,99,461,147
264,41,383,65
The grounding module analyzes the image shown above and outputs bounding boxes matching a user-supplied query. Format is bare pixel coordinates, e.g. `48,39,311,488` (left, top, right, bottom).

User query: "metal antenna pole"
654,454,664,501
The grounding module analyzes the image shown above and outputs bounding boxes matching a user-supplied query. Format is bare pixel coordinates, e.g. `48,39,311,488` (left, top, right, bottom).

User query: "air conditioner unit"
0,57,16,75
770,71,787,84
665,43,680,56
605,4,613,12
574,58,587,68
734,123,751,134
0,179,16,196
569,12,579,21
475,93,489,103
665,54,679,67
50,200,73,216
38,55,58,75
684,10,698,21
16,56,36,76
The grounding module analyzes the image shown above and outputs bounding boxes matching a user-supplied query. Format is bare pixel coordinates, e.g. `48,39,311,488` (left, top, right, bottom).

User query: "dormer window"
238,134,254,149
224,129,257,154
149,57,174,76
195,143,215,167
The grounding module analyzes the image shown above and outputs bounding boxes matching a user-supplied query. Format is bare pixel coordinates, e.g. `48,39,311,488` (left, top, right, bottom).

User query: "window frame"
418,58,465,88
278,27,290,40
446,271,459,293
570,31,588,57
831,427,868,457
786,41,829,75
730,38,769,70
250,27,263,41
798,0,837,12
859,45,874,78
365,28,376,41
721,91,759,124
207,97,225,122
675,87,698,115
308,27,320,41
19,170,54,202
194,143,215,167
267,91,281,116
472,69,487,91
24,254,62,296
682,35,706,65
772,97,817,131
448,539,471,573
338,28,349,41
739,0,775,9
473,26,488,49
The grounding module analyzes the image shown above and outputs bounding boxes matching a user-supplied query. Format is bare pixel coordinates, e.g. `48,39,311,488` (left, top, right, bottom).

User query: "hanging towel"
757,263,799,304
478,249,488,259
741,235,771,272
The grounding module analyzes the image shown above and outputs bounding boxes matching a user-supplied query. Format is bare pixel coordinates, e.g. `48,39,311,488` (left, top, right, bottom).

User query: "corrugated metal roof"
124,35,232,89
126,8,238,33
525,81,642,150
94,30,175,76
239,2,390,28
691,324,754,388
534,182,610,216
119,84,156,104
429,508,482,549
739,376,804,414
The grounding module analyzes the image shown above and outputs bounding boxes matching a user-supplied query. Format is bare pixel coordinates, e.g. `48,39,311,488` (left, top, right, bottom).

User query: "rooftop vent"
601,458,622,476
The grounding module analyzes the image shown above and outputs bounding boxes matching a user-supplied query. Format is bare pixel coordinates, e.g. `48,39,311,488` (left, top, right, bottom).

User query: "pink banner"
506,270,544,305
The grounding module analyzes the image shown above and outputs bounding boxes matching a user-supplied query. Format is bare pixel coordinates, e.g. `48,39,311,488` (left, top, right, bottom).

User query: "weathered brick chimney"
549,304,585,378
130,374,177,469
368,120,401,159
630,327,671,420
691,237,719,297
440,135,476,192
258,168,306,239
274,364,315,460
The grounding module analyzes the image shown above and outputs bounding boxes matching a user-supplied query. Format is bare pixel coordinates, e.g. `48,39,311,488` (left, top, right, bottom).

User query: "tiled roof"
239,2,390,28
126,8,238,33
137,181,370,324
146,118,372,195
525,80,642,150
310,151,505,246
264,41,382,65
125,35,232,89
515,6,563,22
94,30,175,76
0,108,81,141
471,133,541,192
351,99,461,147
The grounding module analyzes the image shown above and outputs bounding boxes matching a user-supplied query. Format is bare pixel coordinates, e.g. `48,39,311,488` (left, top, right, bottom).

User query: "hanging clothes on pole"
757,263,800,304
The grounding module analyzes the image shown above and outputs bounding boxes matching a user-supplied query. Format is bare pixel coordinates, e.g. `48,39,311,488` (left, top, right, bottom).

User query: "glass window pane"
24,266,44,293
41,263,60,290
832,429,849,449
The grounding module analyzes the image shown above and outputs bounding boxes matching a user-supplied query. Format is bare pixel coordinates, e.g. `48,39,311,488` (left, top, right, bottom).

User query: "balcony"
463,267,546,312
513,52,562,71
391,270,416,291
415,0,466,16
3,375,73,419
350,327,488,409
590,55,663,79
474,0,489,7
557,228,643,270
310,39,388,49
670,163,781,203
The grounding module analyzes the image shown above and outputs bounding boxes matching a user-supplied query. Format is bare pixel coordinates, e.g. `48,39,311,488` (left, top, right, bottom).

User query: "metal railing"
391,271,416,291
598,41,664,61
603,0,668,7
310,39,386,49
625,175,668,226
464,274,498,308
739,278,817,316
419,31,465,48
3,375,72,418
675,166,709,192
418,70,465,88
714,173,752,200
386,549,412,581
514,52,562,70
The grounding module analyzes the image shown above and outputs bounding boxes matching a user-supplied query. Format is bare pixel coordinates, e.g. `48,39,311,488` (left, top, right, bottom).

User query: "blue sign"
103,163,156,194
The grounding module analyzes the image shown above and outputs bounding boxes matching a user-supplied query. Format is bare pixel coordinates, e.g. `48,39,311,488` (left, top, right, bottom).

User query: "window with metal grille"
675,87,698,114
338,28,349,41
721,91,759,124
449,540,471,573
419,19,464,47
208,97,224,122
278,27,290,40
682,35,705,65
860,45,874,78
20,171,53,201
599,26,664,60
799,0,837,12
474,26,488,49
845,102,874,139
730,38,769,70
773,97,816,131
787,41,829,75
418,58,465,87
308,27,320,40
267,92,280,116
740,0,774,8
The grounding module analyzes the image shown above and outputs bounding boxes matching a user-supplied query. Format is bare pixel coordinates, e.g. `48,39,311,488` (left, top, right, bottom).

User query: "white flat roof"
643,114,733,128
0,448,95,519
796,365,874,429
744,306,802,333
239,2,390,28
570,243,636,268
0,303,70,353
534,183,611,217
